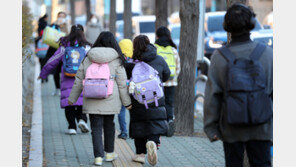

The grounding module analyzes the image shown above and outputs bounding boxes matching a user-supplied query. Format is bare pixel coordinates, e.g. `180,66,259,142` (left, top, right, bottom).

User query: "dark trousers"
134,135,160,154
89,114,115,158
64,106,87,130
53,63,62,89
223,140,272,167
164,86,175,121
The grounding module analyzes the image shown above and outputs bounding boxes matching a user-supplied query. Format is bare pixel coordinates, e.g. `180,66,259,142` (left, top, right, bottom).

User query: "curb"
28,57,43,167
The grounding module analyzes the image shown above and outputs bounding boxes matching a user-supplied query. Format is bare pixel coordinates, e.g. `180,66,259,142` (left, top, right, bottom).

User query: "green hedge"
22,1,33,63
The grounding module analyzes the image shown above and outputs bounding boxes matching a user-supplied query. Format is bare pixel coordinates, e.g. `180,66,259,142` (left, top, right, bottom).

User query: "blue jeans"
118,105,127,134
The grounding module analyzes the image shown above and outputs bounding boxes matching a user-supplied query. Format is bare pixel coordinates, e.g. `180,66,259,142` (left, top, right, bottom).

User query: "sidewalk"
42,76,225,167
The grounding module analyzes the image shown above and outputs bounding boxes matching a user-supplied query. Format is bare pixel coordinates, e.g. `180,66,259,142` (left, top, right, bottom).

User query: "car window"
171,26,180,40
207,15,224,32
139,21,155,33
206,14,262,32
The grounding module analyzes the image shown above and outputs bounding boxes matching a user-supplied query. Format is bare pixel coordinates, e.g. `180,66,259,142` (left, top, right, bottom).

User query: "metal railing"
194,56,211,113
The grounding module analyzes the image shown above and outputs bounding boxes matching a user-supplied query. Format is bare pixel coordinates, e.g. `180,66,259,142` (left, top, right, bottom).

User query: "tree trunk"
109,0,116,35
70,0,76,25
85,0,92,23
124,0,133,39
174,0,199,136
226,1,250,166
155,0,168,30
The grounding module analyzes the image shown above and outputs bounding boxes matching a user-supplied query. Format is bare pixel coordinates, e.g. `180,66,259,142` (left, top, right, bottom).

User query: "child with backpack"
38,24,91,135
116,39,134,140
43,11,69,95
154,26,181,137
68,32,132,166
126,35,170,166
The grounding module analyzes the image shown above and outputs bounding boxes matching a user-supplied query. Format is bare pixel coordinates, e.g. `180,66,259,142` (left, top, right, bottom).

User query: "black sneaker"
118,133,128,140
167,120,175,137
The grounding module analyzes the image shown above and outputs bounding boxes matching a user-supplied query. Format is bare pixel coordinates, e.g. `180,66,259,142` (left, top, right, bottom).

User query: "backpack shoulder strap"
249,43,266,61
218,46,236,63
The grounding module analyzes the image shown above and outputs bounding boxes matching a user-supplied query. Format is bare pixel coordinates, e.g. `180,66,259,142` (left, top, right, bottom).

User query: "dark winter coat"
203,40,273,143
125,44,171,138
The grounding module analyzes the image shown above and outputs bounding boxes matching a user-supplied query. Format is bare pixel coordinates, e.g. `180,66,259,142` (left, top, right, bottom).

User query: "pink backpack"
83,63,114,98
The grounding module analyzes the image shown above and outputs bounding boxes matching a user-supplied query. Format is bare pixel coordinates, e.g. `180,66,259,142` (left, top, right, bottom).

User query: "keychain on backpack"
129,81,136,94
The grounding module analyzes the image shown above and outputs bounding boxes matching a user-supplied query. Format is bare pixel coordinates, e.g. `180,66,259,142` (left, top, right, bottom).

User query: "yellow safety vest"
154,44,176,79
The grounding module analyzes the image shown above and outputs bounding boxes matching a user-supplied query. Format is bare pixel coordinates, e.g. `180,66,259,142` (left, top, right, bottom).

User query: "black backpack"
218,43,272,126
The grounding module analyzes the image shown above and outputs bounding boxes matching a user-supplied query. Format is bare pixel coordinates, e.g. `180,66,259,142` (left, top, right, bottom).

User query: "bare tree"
109,0,116,35
226,1,250,166
155,0,168,30
124,0,133,39
174,0,199,136
70,0,76,24
85,0,92,23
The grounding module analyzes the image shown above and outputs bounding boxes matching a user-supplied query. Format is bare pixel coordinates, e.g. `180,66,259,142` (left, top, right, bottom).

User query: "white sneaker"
146,141,158,166
78,120,89,133
94,157,103,166
67,129,77,135
105,152,118,162
132,154,145,164
51,89,60,96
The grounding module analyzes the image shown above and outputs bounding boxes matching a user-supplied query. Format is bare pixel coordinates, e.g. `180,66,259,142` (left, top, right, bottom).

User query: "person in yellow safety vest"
154,26,181,137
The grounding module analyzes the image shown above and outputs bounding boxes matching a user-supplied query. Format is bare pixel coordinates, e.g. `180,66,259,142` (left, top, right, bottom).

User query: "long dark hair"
59,24,91,47
92,31,125,65
133,35,150,61
155,26,177,49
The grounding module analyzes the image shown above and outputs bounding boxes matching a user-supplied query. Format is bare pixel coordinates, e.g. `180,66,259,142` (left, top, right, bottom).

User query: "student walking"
44,11,70,95
125,35,170,166
68,32,132,166
85,14,103,44
35,14,49,83
154,26,181,137
203,3,273,167
116,39,134,140
38,24,91,135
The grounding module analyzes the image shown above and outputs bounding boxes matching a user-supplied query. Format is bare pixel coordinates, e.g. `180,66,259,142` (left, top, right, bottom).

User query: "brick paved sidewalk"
42,76,225,167
114,110,225,167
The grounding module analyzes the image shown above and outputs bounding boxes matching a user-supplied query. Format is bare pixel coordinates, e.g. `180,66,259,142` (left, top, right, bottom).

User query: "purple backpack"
130,61,164,109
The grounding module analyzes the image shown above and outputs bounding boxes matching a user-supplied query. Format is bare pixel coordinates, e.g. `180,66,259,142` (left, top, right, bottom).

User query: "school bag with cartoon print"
130,61,164,109
62,46,86,77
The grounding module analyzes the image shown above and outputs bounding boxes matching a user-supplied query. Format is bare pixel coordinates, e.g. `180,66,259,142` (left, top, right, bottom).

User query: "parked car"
170,11,273,75
204,12,273,56
116,15,157,42
116,12,140,21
